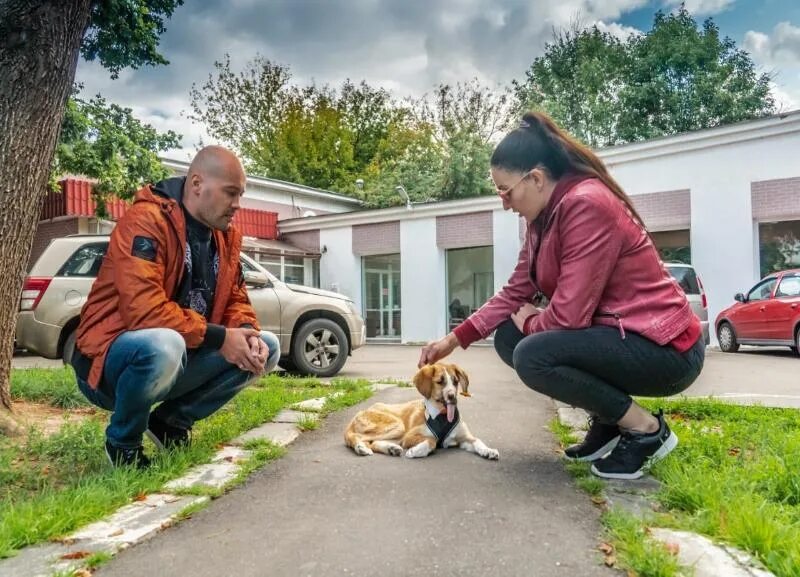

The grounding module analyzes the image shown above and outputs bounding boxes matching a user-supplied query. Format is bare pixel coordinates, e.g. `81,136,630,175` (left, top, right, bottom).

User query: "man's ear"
413,365,434,399
452,365,470,396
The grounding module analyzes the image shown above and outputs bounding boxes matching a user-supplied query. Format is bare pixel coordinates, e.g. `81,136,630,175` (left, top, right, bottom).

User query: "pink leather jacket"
453,175,695,348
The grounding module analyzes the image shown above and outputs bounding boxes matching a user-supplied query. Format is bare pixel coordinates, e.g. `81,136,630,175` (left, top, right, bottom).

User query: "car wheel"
62,330,77,365
291,318,349,378
717,322,739,353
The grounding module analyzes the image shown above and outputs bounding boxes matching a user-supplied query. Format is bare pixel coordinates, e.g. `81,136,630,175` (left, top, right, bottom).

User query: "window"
283,256,305,285
759,221,800,278
653,229,691,264
748,278,778,302
57,243,109,277
446,246,494,331
312,258,320,288
776,275,800,298
666,265,700,295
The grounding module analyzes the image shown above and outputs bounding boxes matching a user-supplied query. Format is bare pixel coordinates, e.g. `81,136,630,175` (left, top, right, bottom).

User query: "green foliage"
81,0,185,79
514,7,775,147
54,89,180,211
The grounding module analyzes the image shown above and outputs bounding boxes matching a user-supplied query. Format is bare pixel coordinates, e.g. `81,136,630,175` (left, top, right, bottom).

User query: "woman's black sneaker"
564,416,620,462
590,411,677,480
105,441,151,469
145,414,191,451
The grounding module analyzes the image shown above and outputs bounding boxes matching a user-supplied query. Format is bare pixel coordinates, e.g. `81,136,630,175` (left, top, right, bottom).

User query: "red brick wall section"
352,221,400,255
437,211,493,249
629,189,691,231
27,218,80,271
752,177,800,221
281,230,321,253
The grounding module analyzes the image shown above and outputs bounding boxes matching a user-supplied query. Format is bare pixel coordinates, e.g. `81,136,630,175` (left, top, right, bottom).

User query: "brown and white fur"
344,363,499,460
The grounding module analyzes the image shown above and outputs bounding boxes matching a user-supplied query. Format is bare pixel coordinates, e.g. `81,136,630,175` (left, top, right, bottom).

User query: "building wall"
607,129,800,343
352,221,400,255
400,218,447,343
28,217,80,271
319,227,362,312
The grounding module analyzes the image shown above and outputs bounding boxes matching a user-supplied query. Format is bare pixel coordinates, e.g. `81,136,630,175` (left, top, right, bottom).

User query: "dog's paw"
484,447,500,460
387,444,403,457
405,442,432,459
354,443,373,456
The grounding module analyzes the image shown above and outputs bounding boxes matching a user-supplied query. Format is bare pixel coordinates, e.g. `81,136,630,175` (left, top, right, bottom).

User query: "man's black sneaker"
105,441,151,469
145,414,191,451
564,416,621,462
590,410,678,480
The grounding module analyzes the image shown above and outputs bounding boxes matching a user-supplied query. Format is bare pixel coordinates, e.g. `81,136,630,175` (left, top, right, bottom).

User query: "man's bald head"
183,146,247,231
188,145,245,181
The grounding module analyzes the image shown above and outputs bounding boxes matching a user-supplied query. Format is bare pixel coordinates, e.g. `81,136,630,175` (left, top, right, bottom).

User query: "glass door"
362,254,401,339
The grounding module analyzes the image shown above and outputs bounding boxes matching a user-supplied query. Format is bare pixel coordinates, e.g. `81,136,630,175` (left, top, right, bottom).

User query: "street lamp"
395,185,413,210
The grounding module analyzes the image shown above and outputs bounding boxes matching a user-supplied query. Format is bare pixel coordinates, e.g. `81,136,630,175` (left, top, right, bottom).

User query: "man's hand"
418,333,459,368
247,333,269,367
511,303,541,333
221,328,264,374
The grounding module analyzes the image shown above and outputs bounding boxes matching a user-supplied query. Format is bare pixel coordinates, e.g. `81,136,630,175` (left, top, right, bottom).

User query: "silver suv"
17,235,366,377
665,262,710,345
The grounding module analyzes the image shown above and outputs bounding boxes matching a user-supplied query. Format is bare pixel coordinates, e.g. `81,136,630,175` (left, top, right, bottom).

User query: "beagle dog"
344,363,499,460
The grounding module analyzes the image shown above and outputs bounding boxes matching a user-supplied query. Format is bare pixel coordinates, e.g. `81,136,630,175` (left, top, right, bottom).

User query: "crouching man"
72,146,279,468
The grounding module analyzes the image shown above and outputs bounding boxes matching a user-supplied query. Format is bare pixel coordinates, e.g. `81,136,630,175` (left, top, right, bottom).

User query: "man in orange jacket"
72,146,279,468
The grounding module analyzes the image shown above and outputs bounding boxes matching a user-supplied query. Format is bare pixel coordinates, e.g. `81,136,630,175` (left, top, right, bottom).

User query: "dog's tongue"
446,403,455,423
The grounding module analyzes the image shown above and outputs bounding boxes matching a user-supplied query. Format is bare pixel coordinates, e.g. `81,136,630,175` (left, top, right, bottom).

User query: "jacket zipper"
597,312,626,339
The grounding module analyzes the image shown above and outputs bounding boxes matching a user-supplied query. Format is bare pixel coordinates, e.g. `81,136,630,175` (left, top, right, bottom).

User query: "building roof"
160,158,363,206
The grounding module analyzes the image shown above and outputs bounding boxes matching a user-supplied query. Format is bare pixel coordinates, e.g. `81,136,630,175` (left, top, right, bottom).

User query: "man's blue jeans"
76,329,280,449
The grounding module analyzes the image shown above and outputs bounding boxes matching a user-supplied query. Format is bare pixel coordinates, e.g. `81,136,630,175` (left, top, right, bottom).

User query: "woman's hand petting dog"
418,333,459,367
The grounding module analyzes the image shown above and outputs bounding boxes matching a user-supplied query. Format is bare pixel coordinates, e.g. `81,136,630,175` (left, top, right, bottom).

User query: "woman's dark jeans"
494,320,705,423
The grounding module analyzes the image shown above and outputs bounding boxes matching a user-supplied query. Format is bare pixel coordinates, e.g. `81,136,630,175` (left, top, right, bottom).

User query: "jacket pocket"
596,311,626,339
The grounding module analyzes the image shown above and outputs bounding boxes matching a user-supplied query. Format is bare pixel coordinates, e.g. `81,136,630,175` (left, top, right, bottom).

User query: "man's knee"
259,331,280,372
511,335,554,394
148,329,187,371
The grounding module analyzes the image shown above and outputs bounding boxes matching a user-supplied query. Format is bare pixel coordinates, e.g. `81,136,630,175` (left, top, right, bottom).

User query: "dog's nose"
445,391,457,402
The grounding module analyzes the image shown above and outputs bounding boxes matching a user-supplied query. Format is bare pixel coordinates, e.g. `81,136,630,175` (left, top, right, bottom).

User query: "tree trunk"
0,1,92,435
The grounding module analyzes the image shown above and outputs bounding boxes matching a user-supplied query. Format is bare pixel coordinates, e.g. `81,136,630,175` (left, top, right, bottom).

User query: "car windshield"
666,265,700,295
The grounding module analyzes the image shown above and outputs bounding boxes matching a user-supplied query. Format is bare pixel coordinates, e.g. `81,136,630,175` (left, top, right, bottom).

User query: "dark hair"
491,111,646,227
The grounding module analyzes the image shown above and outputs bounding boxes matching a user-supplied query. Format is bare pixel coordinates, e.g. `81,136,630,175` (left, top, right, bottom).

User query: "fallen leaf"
604,554,617,567
134,492,147,502
664,542,680,556
108,528,124,537
591,496,607,506
73,570,92,577
60,551,91,560
223,456,234,462
728,447,742,457
598,542,614,554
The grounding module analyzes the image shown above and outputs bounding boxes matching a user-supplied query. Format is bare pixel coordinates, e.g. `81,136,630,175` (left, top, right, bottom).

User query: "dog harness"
424,399,460,448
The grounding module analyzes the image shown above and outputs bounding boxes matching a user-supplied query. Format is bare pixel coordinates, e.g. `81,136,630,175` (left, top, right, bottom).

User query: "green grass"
554,398,800,577
10,367,88,409
603,509,686,577
0,371,372,559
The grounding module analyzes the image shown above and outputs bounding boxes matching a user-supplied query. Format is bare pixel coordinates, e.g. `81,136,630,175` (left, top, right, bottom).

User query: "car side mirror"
243,270,270,288
734,292,746,303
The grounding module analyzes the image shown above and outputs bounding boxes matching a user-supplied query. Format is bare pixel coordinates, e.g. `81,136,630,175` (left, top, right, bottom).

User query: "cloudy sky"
75,0,800,159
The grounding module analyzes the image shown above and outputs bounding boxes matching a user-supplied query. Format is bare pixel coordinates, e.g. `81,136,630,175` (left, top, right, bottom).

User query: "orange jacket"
76,178,259,388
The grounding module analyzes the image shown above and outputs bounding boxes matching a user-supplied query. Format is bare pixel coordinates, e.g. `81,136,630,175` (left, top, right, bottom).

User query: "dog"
344,363,499,460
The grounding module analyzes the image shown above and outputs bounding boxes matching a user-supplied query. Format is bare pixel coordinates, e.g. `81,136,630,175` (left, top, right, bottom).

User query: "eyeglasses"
494,170,533,200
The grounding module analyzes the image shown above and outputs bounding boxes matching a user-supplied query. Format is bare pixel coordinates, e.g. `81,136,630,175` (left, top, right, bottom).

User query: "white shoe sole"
590,431,678,480
563,435,620,462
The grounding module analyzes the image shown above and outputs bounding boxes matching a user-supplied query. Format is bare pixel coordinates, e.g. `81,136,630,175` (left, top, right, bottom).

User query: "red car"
715,269,800,354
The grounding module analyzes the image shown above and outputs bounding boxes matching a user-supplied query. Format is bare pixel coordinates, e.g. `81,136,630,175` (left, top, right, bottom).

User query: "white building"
278,111,800,346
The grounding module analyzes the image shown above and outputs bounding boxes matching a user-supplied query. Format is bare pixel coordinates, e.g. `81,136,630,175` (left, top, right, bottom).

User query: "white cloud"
72,0,652,158
663,0,735,16
744,22,800,66
593,21,643,40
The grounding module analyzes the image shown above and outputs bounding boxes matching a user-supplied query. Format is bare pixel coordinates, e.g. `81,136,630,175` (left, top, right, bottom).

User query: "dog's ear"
413,365,434,399
452,365,470,396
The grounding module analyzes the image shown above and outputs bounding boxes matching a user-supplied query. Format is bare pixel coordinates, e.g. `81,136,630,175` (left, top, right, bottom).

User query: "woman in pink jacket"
419,112,704,480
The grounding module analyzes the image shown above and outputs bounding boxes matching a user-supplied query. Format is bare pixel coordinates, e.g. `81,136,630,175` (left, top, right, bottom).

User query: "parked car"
665,263,710,345
714,269,800,355
17,235,366,377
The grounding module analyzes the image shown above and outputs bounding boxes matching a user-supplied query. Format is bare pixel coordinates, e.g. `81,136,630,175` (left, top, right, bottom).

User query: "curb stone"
554,402,775,577
0,383,396,577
